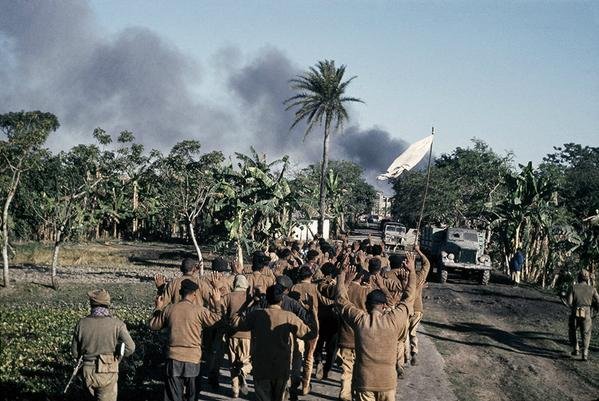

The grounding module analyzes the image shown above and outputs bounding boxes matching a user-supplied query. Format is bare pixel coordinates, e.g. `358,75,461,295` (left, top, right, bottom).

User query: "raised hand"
154,295,165,309
211,288,221,304
405,252,416,272
345,265,357,285
154,273,167,289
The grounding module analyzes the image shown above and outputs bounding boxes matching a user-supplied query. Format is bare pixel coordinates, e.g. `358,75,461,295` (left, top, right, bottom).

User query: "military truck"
382,222,417,253
420,226,492,285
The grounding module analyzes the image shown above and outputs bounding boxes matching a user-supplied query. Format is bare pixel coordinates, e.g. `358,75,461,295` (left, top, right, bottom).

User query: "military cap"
366,289,387,305
276,274,293,289
88,289,111,306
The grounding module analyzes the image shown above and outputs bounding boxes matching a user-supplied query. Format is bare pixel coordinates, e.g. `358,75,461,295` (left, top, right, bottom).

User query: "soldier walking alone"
566,269,599,361
71,289,136,401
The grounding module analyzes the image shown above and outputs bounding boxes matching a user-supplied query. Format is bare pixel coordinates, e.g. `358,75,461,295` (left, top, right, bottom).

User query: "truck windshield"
463,232,478,241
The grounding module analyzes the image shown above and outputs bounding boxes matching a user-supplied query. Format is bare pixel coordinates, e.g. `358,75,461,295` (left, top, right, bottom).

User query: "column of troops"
71,236,599,401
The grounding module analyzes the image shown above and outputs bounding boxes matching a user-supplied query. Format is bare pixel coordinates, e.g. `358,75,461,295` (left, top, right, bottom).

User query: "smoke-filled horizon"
0,0,415,193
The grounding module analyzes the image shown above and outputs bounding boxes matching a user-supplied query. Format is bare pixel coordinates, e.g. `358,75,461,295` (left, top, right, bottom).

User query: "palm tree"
284,60,363,235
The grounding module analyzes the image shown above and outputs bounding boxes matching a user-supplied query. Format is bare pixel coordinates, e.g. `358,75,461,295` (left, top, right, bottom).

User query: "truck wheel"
439,269,448,284
480,270,490,285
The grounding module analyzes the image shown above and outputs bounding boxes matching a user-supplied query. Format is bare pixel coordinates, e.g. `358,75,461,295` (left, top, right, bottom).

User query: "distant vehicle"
382,222,417,252
366,215,380,229
419,226,492,285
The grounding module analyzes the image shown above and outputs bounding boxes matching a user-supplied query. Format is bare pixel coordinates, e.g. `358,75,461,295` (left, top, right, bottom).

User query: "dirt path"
423,274,599,401
195,328,457,401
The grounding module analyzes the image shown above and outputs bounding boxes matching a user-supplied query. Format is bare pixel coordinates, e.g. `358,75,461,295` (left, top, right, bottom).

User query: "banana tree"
211,151,294,266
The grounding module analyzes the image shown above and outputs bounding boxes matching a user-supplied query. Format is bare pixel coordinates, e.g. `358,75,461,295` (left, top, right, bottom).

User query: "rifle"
63,356,83,394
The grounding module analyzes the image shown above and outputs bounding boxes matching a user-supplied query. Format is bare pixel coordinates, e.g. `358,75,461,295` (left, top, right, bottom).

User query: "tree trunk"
188,220,204,276
237,240,244,272
51,231,62,290
132,180,139,236
2,170,20,288
318,120,331,236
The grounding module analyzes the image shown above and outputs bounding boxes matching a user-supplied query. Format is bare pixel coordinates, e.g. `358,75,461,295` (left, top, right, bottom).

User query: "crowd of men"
71,236,431,401
70,235,599,401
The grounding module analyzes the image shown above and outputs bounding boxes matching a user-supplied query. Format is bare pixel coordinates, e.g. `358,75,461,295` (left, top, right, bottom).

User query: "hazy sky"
1,0,598,192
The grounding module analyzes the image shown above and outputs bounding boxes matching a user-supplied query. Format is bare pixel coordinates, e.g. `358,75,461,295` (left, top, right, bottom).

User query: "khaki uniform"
71,315,136,401
567,282,599,358
234,305,314,401
404,255,430,360
246,270,276,296
289,281,322,391
223,290,252,395
338,268,416,399
149,299,221,363
163,274,214,308
149,299,222,401
337,281,369,401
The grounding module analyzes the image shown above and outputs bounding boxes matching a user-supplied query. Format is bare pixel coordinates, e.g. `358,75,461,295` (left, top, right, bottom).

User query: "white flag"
377,134,433,180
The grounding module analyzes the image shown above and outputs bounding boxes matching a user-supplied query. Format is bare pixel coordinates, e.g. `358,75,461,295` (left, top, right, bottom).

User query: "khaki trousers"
254,377,289,401
406,311,423,356
81,365,118,401
569,313,593,353
338,347,355,401
511,271,521,284
355,389,396,401
228,337,252,392
396,314,410,368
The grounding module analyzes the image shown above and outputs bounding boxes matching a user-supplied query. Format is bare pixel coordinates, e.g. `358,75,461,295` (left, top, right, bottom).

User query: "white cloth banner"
377,134,433,180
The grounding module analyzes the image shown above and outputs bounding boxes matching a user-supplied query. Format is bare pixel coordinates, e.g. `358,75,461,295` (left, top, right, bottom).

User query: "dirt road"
423,273,599,401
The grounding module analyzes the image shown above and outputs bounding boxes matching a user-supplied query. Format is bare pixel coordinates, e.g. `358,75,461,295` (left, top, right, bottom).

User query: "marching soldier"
336,253,416,401
566,269,599,361
71,289,136,401
149,279,222,401
231,284,316,401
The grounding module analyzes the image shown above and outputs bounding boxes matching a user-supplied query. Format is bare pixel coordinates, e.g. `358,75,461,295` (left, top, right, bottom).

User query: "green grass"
0,282,164,401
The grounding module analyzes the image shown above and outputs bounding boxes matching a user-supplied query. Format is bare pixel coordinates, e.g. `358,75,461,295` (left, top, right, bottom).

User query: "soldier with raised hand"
566,269,599,361
336,252,417,401
149,279,222,401
71,289,136,401
404,244,431,366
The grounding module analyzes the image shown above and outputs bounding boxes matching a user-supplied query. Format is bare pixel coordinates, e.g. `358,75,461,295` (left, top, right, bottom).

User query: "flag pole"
415,127,434,238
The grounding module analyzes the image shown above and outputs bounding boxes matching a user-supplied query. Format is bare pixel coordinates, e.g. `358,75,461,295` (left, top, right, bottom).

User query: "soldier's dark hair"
371,244,383,256
181,258,197,273
321,262,336,277
180,279,199,298
277,248,292,259
389,254,404,269
291,243,301,253
306,249,320,262
368,258,382,274
266,284,285,305
298,265,313,280
252,251,270,272
212,257,229,272
366,289,387,306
